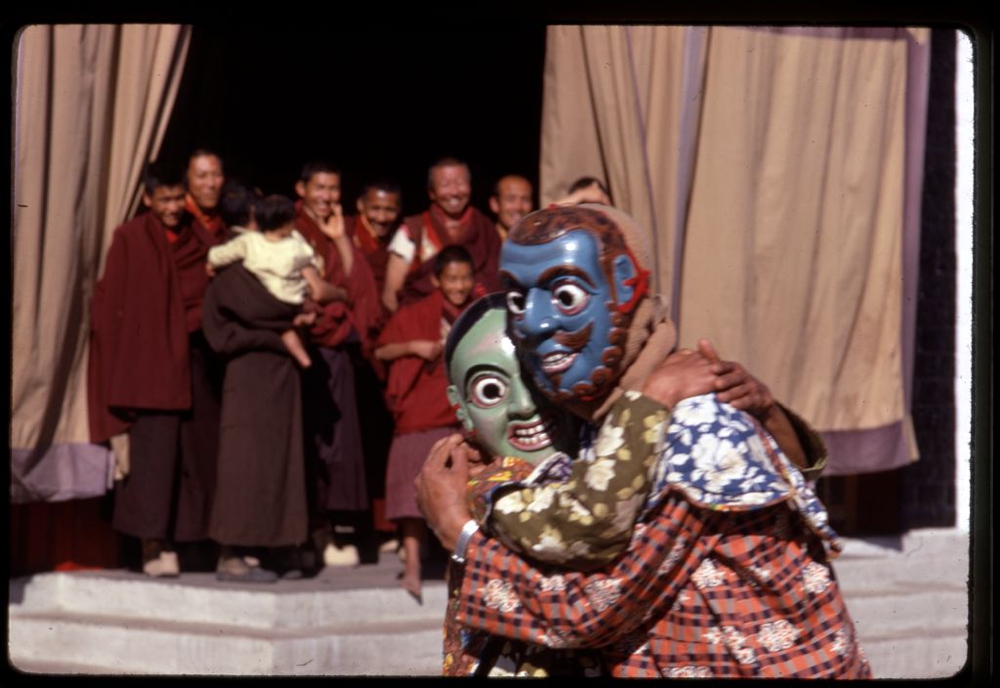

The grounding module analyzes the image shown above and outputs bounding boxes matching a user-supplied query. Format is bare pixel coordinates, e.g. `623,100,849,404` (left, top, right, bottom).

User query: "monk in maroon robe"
345,180,406,546
88,160,226,577
184,149,228,239
488,174,534,241
202,260,306,582
293,161,381,565
348,181,403,313
383,157,501,312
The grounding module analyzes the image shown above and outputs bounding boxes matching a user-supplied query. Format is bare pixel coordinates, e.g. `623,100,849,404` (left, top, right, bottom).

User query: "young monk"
374,245,477,601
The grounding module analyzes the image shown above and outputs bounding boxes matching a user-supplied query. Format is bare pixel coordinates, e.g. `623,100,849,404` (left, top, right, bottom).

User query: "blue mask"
501,229,622,402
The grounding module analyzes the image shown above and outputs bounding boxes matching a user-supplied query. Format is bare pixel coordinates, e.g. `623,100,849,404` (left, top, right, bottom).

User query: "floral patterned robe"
443,391,668,676
445,392,871,678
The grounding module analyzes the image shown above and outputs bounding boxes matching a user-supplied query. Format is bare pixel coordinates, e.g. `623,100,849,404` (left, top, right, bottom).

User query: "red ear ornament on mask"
615,245,649,315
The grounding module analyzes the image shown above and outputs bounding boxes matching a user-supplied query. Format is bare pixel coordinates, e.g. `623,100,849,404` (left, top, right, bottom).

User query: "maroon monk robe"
295,206,380,516
294,208,380,353
346,213,395,343
173,218,226,333
88,212,197,443
345,214,398,533
375,290,465,435
185,193,228,238
398,204,501,308
346,214,394,298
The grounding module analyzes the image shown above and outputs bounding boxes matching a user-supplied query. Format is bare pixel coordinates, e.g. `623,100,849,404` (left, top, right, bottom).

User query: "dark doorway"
158,23,547,213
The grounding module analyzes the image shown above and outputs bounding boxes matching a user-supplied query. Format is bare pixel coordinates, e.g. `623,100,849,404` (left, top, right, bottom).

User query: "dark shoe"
267,544,319,579
215,555,278,583
141,537,165,562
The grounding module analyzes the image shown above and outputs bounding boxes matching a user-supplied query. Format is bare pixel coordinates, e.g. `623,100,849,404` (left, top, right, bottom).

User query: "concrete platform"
8,528,971,679
9,549,448,677
830,528,970,679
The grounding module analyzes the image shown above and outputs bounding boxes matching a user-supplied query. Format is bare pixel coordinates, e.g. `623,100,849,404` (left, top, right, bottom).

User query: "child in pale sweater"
208,193,345,367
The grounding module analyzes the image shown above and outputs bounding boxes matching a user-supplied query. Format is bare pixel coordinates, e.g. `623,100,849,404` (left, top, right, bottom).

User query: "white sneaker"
323,543,360,567
143,550,180,578
378,538,400,554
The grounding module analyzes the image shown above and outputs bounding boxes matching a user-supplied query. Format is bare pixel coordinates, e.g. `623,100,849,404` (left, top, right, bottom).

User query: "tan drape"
540,25,708,303
11,24,191,503
540,25,931,475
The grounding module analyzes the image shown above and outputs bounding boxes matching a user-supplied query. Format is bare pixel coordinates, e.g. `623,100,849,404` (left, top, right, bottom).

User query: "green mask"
447,305,576,465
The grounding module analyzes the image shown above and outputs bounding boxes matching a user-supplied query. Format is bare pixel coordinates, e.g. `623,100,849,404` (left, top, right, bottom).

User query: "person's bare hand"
557,181,611,206
462,441,495,479
293,311,317,327
330,285,351,304
205,262,216,277
300,298,322,316
642,348,718,408
416,434,473,550
382,291,399,314
697,338,776,419
321,204,346,240
410,339,442,361
697,339,808,467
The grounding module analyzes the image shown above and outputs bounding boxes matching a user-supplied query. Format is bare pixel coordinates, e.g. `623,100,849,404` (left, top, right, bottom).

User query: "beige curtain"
540,25,931,475
11,24,191,503
540,25,708,302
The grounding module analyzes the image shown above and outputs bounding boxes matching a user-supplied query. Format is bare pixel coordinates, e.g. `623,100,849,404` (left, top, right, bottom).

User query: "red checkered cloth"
454,496,871,678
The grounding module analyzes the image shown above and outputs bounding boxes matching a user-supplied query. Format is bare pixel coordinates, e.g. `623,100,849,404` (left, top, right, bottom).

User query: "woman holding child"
201,192,347,581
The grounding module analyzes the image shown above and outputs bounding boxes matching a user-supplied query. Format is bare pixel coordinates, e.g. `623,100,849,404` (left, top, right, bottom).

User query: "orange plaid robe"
452,495,871,678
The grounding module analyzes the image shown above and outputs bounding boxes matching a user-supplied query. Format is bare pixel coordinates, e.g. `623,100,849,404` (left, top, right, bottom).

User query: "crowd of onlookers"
88,148,609,586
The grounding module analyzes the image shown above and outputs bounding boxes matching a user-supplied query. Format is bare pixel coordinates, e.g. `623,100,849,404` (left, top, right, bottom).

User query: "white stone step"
835,528,970,565
846,587,967,641
861,634,968,680
9,528,972,678
10,570,449,631
830,529,970,679
832,547,969,594
9,558,451,676
831,529,969,635
10,608,444,675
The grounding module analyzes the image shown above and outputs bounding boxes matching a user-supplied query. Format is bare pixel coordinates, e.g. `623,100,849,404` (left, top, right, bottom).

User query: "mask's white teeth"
509,417,555,450
541,351,577,373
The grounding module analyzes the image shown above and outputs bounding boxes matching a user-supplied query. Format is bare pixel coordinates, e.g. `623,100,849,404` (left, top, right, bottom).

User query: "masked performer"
441,295,668,676
419,205,870,679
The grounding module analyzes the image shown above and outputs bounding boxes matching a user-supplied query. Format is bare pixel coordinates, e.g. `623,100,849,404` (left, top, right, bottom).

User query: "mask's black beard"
515,301,632,406
518,326,627,405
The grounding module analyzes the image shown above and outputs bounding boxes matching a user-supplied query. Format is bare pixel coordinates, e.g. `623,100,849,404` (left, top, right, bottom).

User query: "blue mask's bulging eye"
553,283,589,315
506,291,527,315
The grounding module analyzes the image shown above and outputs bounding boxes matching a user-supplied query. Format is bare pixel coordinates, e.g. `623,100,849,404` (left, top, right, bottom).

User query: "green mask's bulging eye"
470,374,509,408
